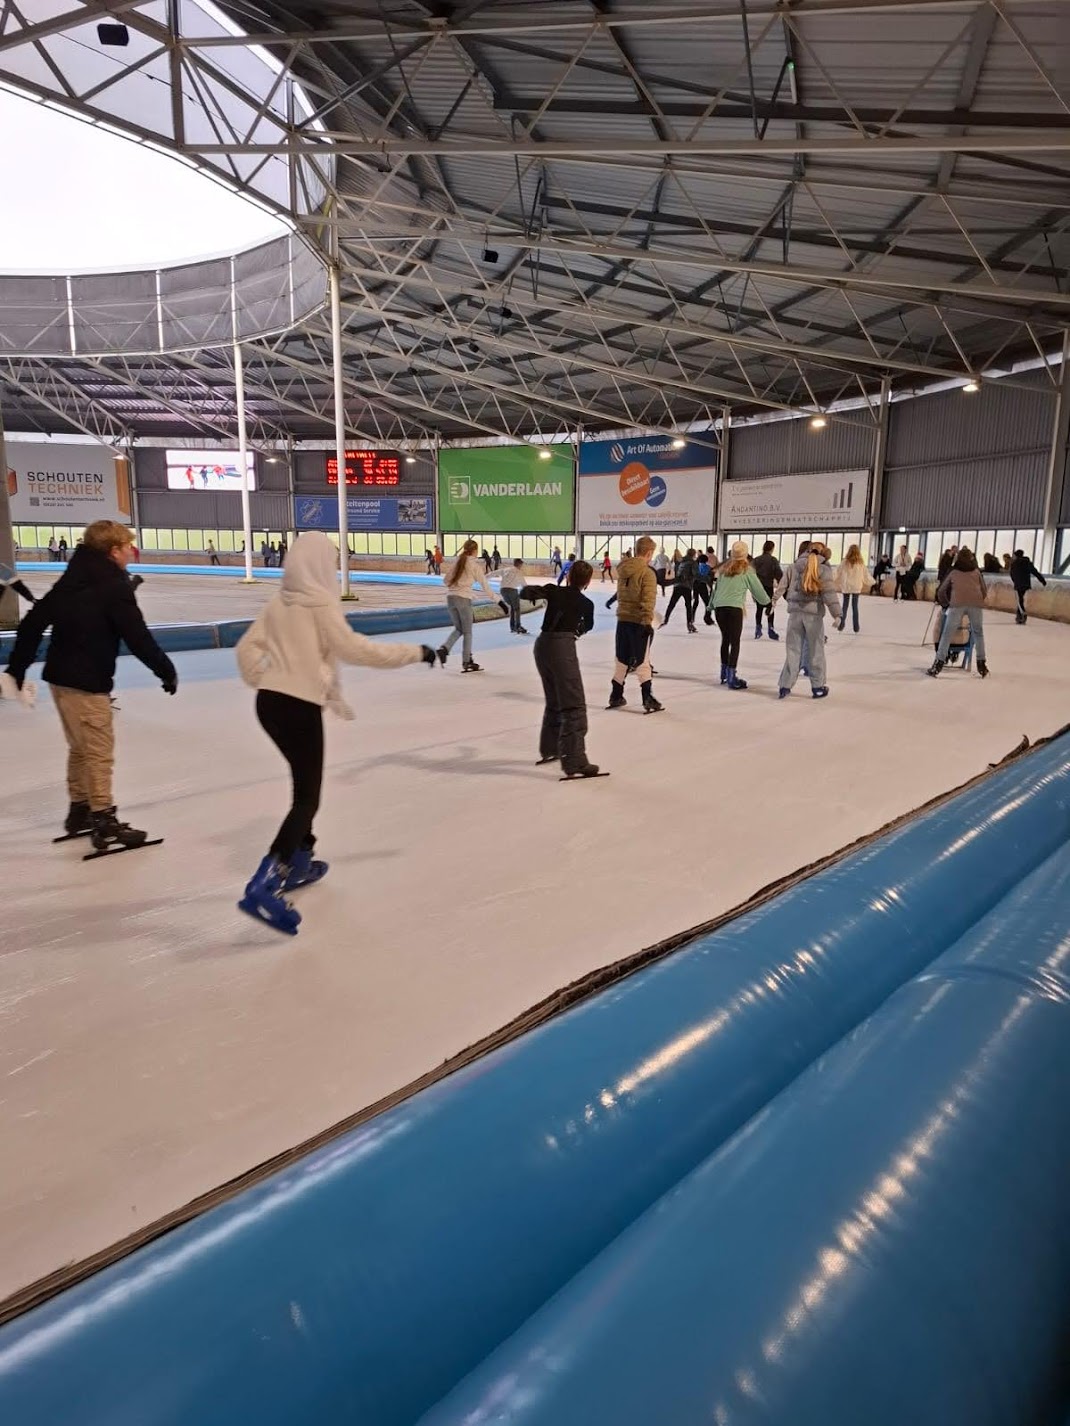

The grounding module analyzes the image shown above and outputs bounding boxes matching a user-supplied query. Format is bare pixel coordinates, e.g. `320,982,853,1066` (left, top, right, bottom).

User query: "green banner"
438,445,574,533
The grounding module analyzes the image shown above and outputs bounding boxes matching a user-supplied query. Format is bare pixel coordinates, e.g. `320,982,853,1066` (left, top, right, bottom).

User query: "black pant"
714,606,743,668
256,690,324,862
755,596,775,632
894,572,906,600
534,633,588,772
1015,589,1027,620
664,585,696,624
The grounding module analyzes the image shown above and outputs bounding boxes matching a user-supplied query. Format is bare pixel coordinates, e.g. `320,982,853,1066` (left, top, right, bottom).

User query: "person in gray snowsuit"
778,542,842,700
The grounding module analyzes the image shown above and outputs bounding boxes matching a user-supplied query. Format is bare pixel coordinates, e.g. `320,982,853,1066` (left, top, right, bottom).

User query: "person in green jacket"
710,541,770,690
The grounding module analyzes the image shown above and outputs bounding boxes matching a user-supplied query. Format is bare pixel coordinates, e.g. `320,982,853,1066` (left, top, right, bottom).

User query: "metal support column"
0,408,19,630
1039,331,1070,574
330,264,351,597
233,342,255,583
868,375,892,554
715,404,730,558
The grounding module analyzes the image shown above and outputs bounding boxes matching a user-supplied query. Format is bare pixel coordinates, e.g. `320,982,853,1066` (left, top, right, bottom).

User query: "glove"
162,677,178,696
421,645,437,667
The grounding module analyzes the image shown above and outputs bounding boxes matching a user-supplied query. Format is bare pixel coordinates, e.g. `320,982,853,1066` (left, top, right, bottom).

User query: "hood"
58,543,124,592
280,532,340,607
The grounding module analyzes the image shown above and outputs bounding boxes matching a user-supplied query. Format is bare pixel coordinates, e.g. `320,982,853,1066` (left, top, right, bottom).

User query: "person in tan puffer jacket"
608,535,662,712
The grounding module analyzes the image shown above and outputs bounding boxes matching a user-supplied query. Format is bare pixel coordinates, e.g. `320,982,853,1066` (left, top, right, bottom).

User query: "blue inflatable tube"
421,843,1070,1426
0,738,1069,1426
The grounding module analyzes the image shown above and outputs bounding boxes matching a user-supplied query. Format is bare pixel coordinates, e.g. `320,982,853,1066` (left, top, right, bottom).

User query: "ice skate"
926,659,944,678
811,686,830,699
536,754,559,766
283,846,329,891
560,763,609,781
977,660,990,678
727,671,748,690
436,646,449,667
754,627,763,640
641,682,664,713
89,808,148,853
720,664,729,684
687,622,696,634
54,800,92,841
462,660,483,672
767,629,780,641
606,680,627,710
778,687,791,699
239,855,301,936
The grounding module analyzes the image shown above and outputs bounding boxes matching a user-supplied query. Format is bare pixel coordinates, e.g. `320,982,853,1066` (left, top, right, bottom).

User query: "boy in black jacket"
1009,549,1046,623
522,560,600,778
5,520,177,851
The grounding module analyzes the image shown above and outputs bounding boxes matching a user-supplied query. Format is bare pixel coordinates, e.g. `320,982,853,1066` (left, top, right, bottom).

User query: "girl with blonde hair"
778,542,842,699
709,540,770,689
836,543,869,633
438,538,500,671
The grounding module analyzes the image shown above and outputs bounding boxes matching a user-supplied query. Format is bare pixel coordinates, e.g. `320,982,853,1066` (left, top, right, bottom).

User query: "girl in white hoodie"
235,531,435,934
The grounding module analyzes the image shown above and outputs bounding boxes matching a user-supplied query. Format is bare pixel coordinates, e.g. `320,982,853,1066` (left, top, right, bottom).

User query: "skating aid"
83,838,164,862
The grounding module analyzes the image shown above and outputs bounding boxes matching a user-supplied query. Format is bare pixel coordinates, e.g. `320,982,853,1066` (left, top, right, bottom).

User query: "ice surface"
1,595,1068,1299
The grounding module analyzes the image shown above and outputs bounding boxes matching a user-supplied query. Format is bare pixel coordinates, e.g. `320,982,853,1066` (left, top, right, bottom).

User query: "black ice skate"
462,660,483,672
606,680,627,710
84,808,161,860
560,764,610,781
977,659,990,678
54,801,93,843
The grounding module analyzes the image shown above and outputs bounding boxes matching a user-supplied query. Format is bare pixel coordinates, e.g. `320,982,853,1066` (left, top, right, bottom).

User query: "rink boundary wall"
0,722,1056,1328
0,726,1068,1426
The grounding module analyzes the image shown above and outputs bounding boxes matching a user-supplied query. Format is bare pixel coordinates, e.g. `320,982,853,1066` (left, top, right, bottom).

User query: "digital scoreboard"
326,449,402,486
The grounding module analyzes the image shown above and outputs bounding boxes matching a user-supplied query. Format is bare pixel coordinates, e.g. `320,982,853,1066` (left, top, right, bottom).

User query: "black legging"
256,689,324,862
714,606,744,669
664,584,696,624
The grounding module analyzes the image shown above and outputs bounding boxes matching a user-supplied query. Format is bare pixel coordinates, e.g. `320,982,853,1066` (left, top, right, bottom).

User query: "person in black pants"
254,690,324,867
751,540,782,640
522,561,599,777
1009,548,1046,623
662,547,698,631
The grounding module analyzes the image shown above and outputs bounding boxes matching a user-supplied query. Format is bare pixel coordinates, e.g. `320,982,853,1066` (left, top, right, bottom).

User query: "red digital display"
326,449,402,486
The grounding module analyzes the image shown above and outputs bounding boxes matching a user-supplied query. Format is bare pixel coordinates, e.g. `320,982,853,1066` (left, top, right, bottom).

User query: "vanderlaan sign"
437,445,574,533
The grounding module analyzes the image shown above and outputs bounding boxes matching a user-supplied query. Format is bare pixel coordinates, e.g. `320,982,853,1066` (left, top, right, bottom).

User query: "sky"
0,87,288,272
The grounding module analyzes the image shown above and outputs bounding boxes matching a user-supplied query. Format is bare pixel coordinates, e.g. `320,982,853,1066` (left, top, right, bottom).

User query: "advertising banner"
5,441,130,524
577,435,718,533
720,469,869,531
295,494,434,533
438,445,573,533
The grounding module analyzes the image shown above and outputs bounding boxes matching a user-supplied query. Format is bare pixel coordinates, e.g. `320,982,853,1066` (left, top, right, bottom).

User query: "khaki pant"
51,686,115,810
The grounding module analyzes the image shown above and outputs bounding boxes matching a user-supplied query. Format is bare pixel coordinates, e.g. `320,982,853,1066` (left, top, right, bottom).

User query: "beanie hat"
730,540,749,561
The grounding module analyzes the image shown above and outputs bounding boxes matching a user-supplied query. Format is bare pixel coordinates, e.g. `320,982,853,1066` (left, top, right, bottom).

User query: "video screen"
166,449,256,492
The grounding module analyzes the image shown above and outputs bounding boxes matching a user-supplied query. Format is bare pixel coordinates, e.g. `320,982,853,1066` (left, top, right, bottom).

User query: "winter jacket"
498,566,527,591
1009,554,1045,592
522,584,595,637
937,568,987,609
445,556,498,604
237,533,423,713
936,551,956,584
614,555,657,627
672,557,697,588
836,561,868,595
711,567,770,611
893,552,912,575
6,544,175,695
784,553,842,619
751,551,783,593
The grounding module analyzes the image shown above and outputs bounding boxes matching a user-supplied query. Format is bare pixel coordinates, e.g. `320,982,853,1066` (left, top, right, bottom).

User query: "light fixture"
482,247,499,265
538,449,553,460
809,414,827,430
671,437,686,449
405,455,416,465
97,22,129,45
963,379,980,393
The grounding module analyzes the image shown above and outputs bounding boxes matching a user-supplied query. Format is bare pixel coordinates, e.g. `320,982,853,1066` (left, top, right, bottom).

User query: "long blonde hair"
843,543,863,567
801,542,830,595
446,538,479,587
722,555,748,577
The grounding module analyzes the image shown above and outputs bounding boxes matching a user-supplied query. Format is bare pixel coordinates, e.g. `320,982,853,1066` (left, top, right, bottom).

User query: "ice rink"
1,590,1068,1300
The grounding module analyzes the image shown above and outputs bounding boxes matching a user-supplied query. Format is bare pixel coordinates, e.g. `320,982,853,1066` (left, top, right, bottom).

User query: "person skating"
710,540,770,690
928,548,990,678
936,545,958,586
236,531,436,934
438,538,500,670
892,544,911,600
4,520,177,851
871,552,892,594
778,542,841,699
492,544,501,571
1009,548,1046,623
556,551,576,586
551,546,563,578
608,535,662,712
836,544,868,632
601,550,614,583
751,540,782,640
207,540,221,566
499,557,529,633
663,547,698,631
693,550,713,618
522,560,600,777
652,546,669,595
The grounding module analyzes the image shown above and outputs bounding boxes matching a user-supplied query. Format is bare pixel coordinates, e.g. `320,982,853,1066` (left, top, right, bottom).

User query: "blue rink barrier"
422,844,1070,1426
16,561,446,585
0,734,1068,1426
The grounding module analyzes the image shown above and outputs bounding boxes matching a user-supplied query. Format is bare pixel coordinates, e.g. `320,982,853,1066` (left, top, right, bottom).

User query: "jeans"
714,606,743,669
502,587,523,632
781,611,827,690
443,594,474,662
534,633,589,772
937,605,985,663
838,593,860,632
256,690,324,863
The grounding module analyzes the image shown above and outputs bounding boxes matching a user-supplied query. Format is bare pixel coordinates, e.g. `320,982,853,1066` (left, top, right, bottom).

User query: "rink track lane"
0,596,1068,1299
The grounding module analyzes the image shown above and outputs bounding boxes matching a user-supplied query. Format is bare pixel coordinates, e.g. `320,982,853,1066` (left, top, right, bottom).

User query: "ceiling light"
405,456,416,464
809,414,827,430
671,437,686,448
963,380,980,393
538,449,553,460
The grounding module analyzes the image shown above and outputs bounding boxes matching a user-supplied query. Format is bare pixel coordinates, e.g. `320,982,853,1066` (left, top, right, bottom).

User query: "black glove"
162,676,178,695
421,645,437,667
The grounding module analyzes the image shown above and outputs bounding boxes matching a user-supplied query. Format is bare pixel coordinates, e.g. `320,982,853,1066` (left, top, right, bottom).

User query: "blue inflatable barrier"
0,734,1068,1426
16,562,445,585
422,844,1070,1426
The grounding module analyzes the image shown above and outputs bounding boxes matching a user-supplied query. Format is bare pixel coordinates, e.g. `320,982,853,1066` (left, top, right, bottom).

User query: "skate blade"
237,896,301,936
53,829,93,844
536,756,559,766
82,837,163,862
559,772,610,781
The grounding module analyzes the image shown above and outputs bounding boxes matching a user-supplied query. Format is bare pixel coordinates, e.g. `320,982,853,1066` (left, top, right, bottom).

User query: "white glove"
0,671,37,708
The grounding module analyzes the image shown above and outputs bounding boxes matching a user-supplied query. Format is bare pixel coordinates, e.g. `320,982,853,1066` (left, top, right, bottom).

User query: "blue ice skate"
283,846,329,891
239,855,301,936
